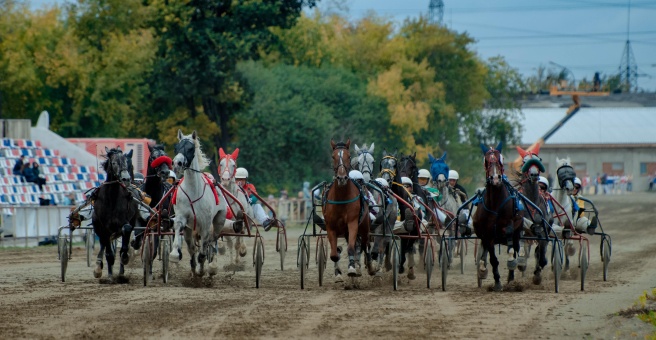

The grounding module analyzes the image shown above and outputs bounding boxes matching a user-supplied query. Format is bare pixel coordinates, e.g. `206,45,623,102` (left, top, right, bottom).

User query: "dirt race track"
2,193,656,339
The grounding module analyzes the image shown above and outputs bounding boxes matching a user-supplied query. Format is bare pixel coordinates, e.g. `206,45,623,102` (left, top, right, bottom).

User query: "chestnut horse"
323,139,375,277
473,142,524,291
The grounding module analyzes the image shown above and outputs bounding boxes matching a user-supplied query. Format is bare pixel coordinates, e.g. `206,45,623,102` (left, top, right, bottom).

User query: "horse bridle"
357,150,374,179
398,156,416,180
175,138,196,169
219,154,236,180
333,144,350,181
484,149,504,184
379,155,397,179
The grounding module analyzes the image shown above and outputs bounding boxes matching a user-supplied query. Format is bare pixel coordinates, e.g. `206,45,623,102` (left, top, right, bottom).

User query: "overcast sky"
320,0,656,92
32,0,656,91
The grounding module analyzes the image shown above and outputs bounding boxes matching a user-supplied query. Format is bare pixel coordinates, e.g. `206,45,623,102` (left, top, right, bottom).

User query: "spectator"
303,181,311,220
627,174,633,192
31,162,46,191
21,163,36,183
13,155,24,176
62,192,76,206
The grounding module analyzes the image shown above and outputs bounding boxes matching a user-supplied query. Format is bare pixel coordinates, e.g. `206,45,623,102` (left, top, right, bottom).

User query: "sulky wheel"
142,234,151,287
441,239,448,291
255,238,264,288
580,241,588,291
86,230,94,268
425,239,434,289
552,239,564,293
392,239,399,291
160,236,170,283
278,230,286,271
299,237,307,289
317,238,326,287
459,240,465,275
60,238,69,282
601,237,610,281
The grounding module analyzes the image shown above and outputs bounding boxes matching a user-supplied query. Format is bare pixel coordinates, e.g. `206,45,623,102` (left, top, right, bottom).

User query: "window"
602,162,624,176
640,162,656,176
572,162,587,174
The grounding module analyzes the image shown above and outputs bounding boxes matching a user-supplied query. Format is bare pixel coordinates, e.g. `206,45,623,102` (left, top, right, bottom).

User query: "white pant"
253,204,269,224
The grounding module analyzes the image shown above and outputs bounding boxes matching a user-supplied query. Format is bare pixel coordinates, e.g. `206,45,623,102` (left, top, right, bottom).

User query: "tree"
148,0,316,156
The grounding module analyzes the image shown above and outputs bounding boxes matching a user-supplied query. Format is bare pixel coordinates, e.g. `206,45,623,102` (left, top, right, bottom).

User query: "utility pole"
428,0,444,25
618,0,639,92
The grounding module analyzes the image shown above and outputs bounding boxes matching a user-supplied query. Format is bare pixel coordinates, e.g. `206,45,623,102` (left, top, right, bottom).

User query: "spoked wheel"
441,239,449,291
299,237,308,289
317,238,326,287
391,239,399,291
601,237,610,281
60,238,69,282
142,234,152,287
86,230,94,267
255,238,264,288
580,242,588,291
459,240,465,275
278,230,286,271
160,236,170,283
552,239,563,293
425,240,434,289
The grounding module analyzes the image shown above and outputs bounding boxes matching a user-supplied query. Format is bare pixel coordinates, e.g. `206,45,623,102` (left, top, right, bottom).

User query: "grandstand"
0,137,104,208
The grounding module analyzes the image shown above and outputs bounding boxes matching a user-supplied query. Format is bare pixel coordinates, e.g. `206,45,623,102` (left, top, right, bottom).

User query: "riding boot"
403,208,415,232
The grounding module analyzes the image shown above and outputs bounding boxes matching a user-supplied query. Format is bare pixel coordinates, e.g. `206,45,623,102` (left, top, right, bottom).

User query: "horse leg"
487,242,502,291
508,225,521,284
184,228,197,276
237,236,247,258
354,237,363,277
105,239,115,280
346,221,359,277
327,229,343,282
407,240,416,280
120,224,132,267
533,239,548,285
197,238,206,277
170,216,186,263
476,241,489,280
399,239,408,274
94,242,105,278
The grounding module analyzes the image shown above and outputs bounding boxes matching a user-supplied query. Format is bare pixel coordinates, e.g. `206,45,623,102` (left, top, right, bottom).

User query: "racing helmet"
401,177,413,186
375,178,389,188
538,176,549,188
168,170,176,180
235,167,248,179
573,177,582,188
448,170,459,180
348,170,364,181
418,169,431,179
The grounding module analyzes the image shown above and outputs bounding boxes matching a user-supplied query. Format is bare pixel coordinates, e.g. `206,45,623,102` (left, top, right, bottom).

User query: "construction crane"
510,87,610,171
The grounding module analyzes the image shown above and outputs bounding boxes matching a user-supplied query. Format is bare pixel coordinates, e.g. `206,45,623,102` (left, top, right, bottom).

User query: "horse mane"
556,157,571,168
184,135,210,169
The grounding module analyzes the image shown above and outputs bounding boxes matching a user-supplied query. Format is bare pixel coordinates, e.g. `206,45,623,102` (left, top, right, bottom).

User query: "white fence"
0,205,81,247
0,198,313,247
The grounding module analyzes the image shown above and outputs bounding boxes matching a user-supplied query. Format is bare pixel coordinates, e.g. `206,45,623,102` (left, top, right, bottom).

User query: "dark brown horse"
473,142,523,291
514,145,549,285
323,139,374,277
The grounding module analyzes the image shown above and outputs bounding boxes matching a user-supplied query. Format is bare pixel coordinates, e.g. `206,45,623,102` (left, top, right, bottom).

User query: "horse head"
173,129,209,177
481,142,504,187
218,147,239,184
379,149,398,183
103,146,131,184
428,152,449,191
398,152,418,183
354,143,375,182
148,144,172,181
556,156,575,193
330,139,351,186
516,145,545,184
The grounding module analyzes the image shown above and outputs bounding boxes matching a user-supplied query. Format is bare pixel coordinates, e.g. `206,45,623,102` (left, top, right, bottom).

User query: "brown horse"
323,139,374,277
473,142,524,291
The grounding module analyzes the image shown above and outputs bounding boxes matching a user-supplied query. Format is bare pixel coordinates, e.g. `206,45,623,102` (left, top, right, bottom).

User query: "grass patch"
618,288,656,338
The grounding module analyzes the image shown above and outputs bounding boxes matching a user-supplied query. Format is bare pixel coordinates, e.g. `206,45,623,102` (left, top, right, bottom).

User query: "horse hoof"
507,259,517,271
533,273,542,285
347,266,357,277
121,252,129,266
368,262,379,276
93,269,102,279
407,268,416,280
493,282,503,292
238,246,247,258
335,274,344,283
478,267,488,280
169,251,180,263
518,265,526,272
384,257,392,271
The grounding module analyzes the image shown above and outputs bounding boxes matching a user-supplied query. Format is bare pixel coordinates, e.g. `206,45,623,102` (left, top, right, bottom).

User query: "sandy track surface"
1,193,655,339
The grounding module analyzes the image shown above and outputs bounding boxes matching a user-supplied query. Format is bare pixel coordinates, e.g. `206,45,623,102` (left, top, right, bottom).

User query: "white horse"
551,157,575,234
217,147,250,269
169,130,228,277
